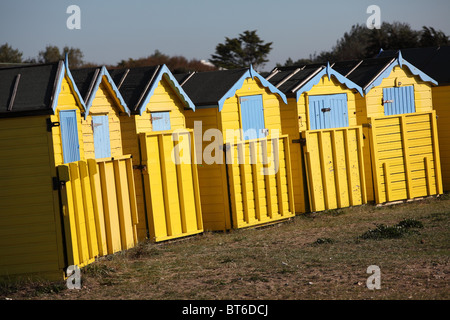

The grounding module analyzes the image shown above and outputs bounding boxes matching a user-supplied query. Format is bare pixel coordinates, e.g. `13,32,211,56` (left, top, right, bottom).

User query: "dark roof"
266,64,325,95
174,68,248,106
0,62,62,117
377,46,450,85
108,65,161,112
332,57,396,89
71,67,102,101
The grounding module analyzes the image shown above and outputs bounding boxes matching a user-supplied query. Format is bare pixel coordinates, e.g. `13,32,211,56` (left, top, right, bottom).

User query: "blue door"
240,95,267,140
383,86,415,116
59,110,80,164
151,112,171,131
92,115,111,158
309,94,349,130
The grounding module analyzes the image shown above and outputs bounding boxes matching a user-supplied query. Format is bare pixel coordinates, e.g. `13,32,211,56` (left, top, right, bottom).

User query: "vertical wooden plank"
159,133,183,236
140,133,168,241
424,157,433,196
273,136,285,216
68,162,89,265
262,138,274,218
57,165,79,267
125,157,139,225
343,128,355,206
239,142,251,224
330,130,342,208
302,131,317,212
78,161,99,260
400,115,412,199
430,111,443,194
356,127,367,204
87,159,108,256
99,161,122,254
113,158,135,250
190,130,203,231
383,162,391,202
318,131,330,210
226,143,239,228
283,136,295,215
368,118,383,203
250,140,262,221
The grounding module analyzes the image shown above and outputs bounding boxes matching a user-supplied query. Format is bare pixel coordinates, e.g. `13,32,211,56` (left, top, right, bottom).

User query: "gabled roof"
376,46,450,85
71,66,130,118
266,63,364,100
0,59,85,118
175,65,287,111
333,51,438,94
108,64,195,115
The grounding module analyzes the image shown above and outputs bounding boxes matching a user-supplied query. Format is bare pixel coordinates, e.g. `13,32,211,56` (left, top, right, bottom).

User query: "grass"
1,195,449,300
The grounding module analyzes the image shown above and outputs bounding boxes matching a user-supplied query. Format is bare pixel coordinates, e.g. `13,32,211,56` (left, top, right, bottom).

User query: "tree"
38,45,84,67
210,30,273,70
0,43,23,63
419,26,450,47
278,22,450,66
116,50,217,73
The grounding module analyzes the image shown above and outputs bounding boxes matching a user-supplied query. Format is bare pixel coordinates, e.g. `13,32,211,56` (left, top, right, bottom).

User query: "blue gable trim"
84,66,130,118
294,65,365,101
51,58,87,113
137,64,196,116
364,51,438,94
217,65,287,111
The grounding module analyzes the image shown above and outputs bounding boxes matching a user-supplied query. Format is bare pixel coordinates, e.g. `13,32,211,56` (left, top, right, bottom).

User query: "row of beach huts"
1,46,449,280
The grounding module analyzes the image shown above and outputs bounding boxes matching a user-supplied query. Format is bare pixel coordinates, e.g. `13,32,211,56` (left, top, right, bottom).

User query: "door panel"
151,111,171,131
383,86,415,116
60,110,80,164
309,93,348,130
240,95,267,140
92,115,111,158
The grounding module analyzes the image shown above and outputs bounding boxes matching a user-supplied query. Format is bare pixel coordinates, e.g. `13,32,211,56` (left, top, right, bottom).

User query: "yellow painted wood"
82,81,125,159
68,163,91,265
78,161,99,259
302,126,365,211
139,131,203,242
113,158,136,250
98,161,122,254
368,111,442,203
87,159,108,256
51,76,86,166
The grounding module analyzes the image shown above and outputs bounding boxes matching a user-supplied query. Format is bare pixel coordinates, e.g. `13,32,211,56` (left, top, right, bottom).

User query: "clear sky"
1,0,450,72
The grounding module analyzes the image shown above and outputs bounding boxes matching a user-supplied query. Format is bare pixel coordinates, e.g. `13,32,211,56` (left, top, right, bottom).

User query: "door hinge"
47,118,60,132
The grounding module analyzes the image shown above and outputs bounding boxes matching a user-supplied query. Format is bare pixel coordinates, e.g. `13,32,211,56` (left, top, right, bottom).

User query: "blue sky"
1,0,450,71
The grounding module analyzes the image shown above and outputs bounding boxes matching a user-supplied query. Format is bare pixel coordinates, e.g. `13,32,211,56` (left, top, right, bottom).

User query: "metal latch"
292,138,306,145
321,107,331,112
133,164,147,171
382,99,394,105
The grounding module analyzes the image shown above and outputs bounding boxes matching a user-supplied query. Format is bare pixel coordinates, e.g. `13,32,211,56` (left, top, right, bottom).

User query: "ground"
1,195,449,301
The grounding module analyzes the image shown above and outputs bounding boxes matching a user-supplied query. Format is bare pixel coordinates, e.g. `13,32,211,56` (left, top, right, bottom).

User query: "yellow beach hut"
377,46,450,191
108,65,203,242
0,60,87,279
175,66,295,231
266,63,367,213
333,52,442,204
